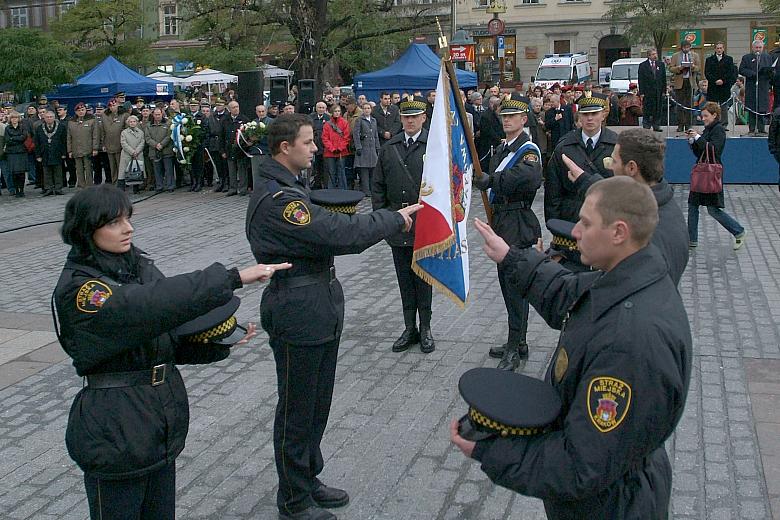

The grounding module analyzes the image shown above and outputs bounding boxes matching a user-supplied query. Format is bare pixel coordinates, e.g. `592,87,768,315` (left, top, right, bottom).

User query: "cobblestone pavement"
0,183,778,519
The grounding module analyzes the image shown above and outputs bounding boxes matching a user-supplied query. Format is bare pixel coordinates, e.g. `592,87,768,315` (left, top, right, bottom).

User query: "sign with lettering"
450,45,475,62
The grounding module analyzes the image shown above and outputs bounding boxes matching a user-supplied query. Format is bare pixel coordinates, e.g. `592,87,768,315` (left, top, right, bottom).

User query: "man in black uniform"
207,98,228,191
565,128,689,285
473,94,543,371
372,96,436,354
246,114,421,520
187,99,207,192
455,176,692,519
545,92,617,224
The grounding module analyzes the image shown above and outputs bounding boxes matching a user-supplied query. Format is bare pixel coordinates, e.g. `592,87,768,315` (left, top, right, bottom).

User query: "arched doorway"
599,35,631,69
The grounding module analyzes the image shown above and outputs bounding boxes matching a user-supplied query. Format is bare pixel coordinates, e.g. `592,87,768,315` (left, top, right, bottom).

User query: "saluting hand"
239,262,293,284
474,218,510,263
562,153,584,182
397,203,424,232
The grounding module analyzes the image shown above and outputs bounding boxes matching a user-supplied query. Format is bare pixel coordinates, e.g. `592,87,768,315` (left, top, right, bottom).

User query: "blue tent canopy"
353,44,478,102
49,56,174,107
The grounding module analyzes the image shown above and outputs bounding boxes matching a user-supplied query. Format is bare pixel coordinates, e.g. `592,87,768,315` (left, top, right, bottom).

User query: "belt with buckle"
85,363,173,389
270,266,336,290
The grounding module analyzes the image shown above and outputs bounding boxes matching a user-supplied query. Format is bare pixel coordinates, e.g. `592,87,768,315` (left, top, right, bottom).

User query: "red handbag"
690,143,722,194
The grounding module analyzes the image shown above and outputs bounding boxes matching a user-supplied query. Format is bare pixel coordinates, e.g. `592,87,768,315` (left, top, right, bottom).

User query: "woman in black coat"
687,101,746,250
53,184,290,519
4,111,30,198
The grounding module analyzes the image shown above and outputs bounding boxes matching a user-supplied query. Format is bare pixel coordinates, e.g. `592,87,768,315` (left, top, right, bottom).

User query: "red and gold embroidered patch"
587,376,631,433
76,280,113,313
522,152,539,162
282,201,311,226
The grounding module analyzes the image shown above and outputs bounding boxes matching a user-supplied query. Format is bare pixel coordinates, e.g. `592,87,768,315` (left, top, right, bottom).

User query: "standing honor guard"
372,96,436,354
473,93,543,371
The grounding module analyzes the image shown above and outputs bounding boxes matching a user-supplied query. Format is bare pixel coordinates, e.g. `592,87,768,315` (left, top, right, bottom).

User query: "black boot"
392,326,419,352
497,343,522,371
419,325,435,353
489,343,507,359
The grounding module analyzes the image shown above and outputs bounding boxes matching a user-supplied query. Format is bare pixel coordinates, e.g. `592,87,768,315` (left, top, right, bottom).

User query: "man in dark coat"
456,176,692,520
739,39,774,135
309,101,330,189
372,91,402,147
246,114,421,520
372,96,435,354
473,94,543,371
545,93,617,223
567,128,689,285
477,96,505,175
220,101,249,196
34,109,68,195
207,99,229,191
544,93,574,147
705,42,737,127
637,48,667,131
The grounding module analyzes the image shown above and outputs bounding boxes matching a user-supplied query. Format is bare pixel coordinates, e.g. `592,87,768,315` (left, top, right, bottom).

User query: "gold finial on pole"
435,16,448,50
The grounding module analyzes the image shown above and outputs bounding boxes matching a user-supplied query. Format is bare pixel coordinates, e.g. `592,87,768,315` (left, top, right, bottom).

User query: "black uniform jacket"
247,158,404,346
545,128,617,223
372,129,428,247
571,174,689,286
221,113,250,160
473,245,693,519
53,251,241,480
474,133,542,247
206,110,227,152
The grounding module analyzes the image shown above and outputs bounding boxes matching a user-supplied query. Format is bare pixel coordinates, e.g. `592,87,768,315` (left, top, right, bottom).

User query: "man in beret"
455,176,692,520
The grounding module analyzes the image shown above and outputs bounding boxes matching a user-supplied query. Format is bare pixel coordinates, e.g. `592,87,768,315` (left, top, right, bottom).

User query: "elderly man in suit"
739,39,774,135
705,42,737,128
638,48,667,132
669,40,700,133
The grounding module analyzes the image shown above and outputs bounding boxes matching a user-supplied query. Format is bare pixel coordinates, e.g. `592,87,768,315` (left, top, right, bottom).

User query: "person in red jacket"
321,105,351,189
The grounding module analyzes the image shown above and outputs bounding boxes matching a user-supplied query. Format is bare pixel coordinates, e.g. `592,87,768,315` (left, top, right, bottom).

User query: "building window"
59,2,75,18
521,0,540,3
475,0,489,6
554,40,571,53
161,4,178,36
11,7,28,27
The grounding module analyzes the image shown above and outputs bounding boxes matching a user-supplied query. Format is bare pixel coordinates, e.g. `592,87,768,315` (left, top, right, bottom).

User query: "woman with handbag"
53,184,290,519
687,102,746,250
118,115,146,192
322,105,351,189
4,111,30,198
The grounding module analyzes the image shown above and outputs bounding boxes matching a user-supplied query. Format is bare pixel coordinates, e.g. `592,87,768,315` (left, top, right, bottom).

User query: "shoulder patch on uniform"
75,280,113,313
522,152,539,162
554,347,569,383
587,376,631,433
282,200,311,226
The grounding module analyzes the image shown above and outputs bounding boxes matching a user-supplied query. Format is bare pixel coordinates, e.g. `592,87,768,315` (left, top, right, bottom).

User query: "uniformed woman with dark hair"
52,183,290,519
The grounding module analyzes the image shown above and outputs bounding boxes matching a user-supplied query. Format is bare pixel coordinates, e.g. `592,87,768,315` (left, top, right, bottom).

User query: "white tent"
182,68,238,86
146,71,188,85
258,64,294,79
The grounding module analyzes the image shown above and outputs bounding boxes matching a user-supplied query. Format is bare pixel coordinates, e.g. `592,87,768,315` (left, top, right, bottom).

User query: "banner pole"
436,17,493,226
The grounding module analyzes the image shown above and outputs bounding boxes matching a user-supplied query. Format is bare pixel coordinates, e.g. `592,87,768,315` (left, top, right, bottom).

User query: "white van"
609,58,646,93
533,53,591,89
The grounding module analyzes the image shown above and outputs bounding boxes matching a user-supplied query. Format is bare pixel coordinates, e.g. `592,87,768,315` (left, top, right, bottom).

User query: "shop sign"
753,28,768,43
680,29,701,47
450,45,475,62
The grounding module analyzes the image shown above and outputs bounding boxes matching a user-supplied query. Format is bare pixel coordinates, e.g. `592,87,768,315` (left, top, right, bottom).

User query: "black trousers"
748,111,766,133
84,462,175,520
271,337,339,514
191,147,205,187
498,256,530,345
391,246,433,328
675,79,693,130
209,149,228,186
93,152,110,184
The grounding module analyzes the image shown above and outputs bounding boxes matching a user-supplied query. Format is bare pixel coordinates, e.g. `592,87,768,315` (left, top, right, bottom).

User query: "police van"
533,53,591,89
609,58,647,93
